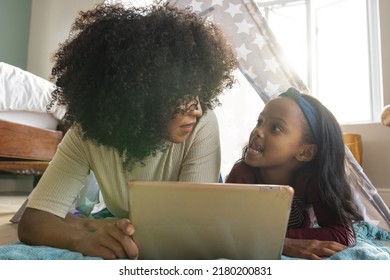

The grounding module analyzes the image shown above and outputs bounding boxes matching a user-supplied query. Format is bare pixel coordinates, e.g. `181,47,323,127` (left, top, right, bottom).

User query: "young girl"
226,87,363,259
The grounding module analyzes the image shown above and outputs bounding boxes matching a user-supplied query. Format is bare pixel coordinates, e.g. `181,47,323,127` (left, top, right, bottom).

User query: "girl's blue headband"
279,87,321,145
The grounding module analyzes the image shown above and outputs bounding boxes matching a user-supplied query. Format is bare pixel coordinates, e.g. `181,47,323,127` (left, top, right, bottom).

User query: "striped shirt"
225,161,356,246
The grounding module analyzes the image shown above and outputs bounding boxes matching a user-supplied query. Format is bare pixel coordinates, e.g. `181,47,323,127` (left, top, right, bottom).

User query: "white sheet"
0,62,66,123
0,111,59,130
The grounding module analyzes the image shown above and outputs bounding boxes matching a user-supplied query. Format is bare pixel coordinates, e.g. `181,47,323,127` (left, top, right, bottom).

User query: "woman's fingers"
109,219,139,259
78,218,139,259
115,218,135,235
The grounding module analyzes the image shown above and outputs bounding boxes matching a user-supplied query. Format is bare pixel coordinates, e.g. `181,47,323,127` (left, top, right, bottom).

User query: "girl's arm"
286,201,356,246
283,237,347,260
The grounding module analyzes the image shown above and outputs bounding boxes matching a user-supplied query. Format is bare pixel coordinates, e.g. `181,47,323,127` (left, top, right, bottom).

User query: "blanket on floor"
1,221,389,260
281,221,390,260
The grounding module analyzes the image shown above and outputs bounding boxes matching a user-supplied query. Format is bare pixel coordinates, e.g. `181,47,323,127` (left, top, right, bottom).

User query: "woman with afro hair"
18,2,237,259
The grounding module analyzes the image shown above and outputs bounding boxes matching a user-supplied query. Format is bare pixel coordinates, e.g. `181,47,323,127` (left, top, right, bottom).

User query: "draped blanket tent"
172,0,390,232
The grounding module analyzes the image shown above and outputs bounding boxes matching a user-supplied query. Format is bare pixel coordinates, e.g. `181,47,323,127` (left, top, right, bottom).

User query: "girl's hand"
283,237,347,260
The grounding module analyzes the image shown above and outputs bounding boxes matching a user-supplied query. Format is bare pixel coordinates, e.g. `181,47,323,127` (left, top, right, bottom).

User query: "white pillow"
0,62,65,120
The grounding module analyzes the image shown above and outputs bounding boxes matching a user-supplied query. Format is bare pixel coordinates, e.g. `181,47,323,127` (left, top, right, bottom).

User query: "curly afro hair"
48,2,237,170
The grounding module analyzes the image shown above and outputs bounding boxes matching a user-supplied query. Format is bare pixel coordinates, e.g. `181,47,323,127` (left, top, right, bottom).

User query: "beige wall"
342,124,390,190
27,0,102,79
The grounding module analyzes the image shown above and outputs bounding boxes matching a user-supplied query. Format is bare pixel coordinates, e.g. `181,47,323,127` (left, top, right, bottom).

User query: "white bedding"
0,111,59,130
0,62,65,129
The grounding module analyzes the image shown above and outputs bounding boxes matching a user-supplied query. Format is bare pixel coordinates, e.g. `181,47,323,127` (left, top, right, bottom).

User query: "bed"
0,120,63,177
0,61,389,260
0,62,66,226
0,62,66,183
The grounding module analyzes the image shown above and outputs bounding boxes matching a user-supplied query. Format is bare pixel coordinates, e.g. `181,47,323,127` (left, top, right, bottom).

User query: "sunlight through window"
256,0,382,124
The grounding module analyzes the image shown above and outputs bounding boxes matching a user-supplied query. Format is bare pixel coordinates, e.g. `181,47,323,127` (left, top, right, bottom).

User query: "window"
255,0,382,124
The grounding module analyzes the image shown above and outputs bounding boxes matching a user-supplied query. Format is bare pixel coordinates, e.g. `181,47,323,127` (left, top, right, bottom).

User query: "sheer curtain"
106,0,390,231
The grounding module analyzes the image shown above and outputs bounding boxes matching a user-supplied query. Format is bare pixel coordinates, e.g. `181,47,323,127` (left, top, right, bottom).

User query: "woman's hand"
283,237,347,260
70,217,139,259
18,208,139,260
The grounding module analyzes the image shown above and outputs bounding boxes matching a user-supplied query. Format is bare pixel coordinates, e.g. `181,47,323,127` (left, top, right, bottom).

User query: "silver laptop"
128,181,294,260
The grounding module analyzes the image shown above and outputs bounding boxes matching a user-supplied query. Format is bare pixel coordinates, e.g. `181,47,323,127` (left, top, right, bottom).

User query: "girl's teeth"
250,144,263,153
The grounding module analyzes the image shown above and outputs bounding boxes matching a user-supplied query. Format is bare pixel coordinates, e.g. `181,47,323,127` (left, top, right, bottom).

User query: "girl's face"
166,96,203,143
245,97,308,169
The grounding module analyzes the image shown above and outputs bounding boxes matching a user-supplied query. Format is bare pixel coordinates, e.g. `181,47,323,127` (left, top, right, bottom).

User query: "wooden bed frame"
0,120,64,186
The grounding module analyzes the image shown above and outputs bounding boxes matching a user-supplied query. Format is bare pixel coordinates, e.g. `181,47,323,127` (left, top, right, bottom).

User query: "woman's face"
245,97,307,169
166,96,203,143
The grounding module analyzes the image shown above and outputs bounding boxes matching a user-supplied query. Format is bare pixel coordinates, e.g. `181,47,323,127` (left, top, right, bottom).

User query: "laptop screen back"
128,181,293,260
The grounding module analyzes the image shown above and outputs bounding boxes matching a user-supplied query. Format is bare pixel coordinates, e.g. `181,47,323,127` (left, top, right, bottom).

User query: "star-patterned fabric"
172,0,308,103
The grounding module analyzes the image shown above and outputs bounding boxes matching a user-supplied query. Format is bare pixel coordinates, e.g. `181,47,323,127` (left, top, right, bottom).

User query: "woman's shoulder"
185,110,219,145
197,110,218,128
59,126,117,154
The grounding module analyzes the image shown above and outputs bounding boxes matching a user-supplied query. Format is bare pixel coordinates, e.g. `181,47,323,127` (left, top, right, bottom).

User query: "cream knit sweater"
27,111,221,218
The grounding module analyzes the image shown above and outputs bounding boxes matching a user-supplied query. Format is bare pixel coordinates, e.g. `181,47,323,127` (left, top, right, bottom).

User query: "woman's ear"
295,144,317,162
